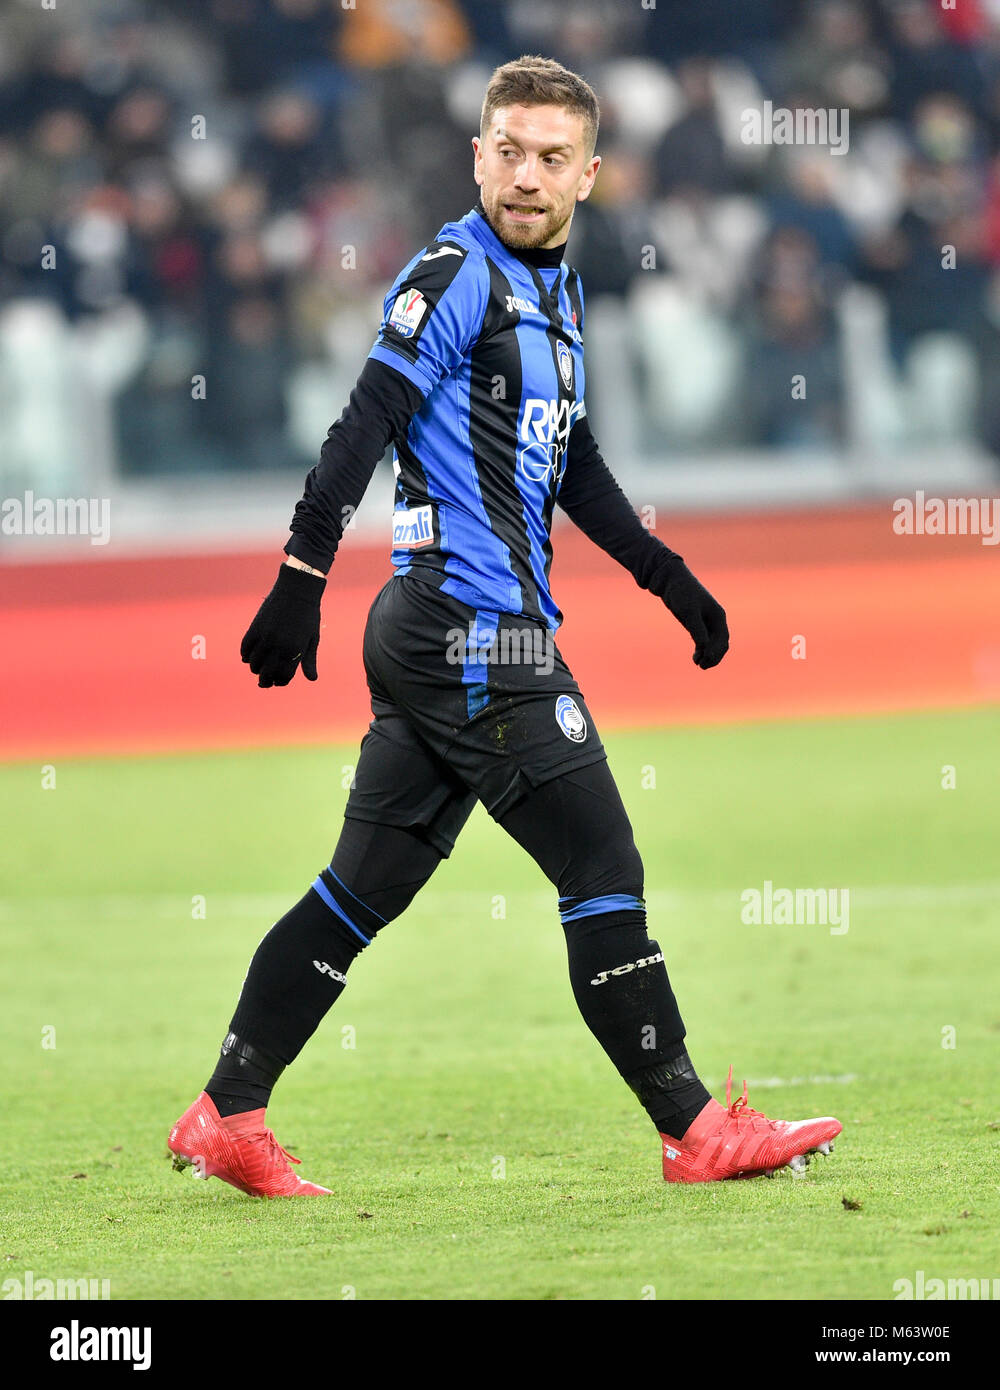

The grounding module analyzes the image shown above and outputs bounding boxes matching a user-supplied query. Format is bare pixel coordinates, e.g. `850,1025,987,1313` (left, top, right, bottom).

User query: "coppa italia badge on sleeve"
388,288,427,338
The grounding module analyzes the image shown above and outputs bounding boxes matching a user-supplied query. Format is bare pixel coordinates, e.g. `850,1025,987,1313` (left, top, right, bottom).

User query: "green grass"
2,707,998,1300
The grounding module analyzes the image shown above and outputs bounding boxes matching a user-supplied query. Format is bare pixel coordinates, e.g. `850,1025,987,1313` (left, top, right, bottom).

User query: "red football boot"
660,1066,842,1183
167,1092,332,1197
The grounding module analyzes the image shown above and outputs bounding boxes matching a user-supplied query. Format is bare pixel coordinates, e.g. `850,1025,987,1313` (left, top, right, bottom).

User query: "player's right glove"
654,553,729,670
240,563,326,687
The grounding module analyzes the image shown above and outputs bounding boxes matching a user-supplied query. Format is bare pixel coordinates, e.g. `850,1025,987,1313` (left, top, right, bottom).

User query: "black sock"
204,872,377,1114
561,910,710,1134
206,1033,286,1117
625,1046,713,1141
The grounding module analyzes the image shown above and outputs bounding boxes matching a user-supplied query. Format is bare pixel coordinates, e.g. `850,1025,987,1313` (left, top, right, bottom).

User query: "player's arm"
241,241,486,688
283,358,424,577
239,359,424,687
557,415,729,669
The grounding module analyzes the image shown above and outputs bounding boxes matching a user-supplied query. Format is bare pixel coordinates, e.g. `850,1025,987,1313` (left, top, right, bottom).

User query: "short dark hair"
481,54,600,157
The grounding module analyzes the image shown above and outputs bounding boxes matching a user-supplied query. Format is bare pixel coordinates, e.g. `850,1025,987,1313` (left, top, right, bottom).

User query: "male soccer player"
168,56,841,1196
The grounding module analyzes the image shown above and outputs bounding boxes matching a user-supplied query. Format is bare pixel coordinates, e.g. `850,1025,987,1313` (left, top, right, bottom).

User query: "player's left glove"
654,554,729,669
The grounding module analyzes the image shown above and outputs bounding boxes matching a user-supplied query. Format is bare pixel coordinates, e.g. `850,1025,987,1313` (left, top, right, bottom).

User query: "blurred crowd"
3,0,1000,489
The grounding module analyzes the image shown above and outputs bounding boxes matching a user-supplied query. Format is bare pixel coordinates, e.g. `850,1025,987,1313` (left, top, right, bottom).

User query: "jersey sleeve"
367,239,489,398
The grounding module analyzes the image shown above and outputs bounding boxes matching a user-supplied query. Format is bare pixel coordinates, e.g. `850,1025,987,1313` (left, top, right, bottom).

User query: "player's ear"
576,154,601,203
471,135,484,187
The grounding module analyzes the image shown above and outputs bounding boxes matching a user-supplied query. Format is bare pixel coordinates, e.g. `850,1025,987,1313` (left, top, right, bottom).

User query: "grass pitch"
2,707,998,1300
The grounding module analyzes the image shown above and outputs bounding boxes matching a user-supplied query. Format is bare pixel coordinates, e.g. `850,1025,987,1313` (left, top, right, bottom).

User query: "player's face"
473,104,600,250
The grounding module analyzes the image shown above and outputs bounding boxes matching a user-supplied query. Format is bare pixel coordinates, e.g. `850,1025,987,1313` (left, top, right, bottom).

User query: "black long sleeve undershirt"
556,415,682,598
284,359,681,597
284,357,425,573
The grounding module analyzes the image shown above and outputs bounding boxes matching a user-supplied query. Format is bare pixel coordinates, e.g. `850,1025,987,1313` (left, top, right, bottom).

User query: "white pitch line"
0,881,997,923
0,891,293,923
702,1073,858,1090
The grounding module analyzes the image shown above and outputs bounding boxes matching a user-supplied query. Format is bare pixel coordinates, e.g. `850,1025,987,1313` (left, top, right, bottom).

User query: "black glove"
240,563,326,687
654,553,729,670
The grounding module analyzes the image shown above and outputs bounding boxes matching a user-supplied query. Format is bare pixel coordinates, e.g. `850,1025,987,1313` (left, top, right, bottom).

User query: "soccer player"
168,56,841,1195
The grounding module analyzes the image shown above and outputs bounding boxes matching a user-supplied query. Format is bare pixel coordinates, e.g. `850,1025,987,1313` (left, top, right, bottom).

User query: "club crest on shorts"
556,340,574,391
555,694,587,742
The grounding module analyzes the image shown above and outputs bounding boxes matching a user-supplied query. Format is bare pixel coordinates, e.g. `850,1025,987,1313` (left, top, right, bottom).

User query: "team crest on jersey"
556,340,574,391
555,694,587,743
389,288,427,338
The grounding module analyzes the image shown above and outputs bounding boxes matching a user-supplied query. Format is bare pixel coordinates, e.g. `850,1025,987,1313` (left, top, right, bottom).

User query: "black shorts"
344,572,607,854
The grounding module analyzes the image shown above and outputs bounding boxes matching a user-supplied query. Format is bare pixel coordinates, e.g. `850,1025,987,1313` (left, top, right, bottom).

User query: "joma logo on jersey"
591,951,664,986
505,294,536,314
392,504,434,550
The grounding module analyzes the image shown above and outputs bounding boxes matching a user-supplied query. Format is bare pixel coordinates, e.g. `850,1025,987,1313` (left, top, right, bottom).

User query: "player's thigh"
344,706,477,864
495,756,644,901
328,710,477,926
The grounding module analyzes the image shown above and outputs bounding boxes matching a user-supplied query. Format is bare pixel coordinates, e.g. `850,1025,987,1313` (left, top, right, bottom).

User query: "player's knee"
327,819,444,930
310,867,385,946
559,838,656,1006
557,825,644,905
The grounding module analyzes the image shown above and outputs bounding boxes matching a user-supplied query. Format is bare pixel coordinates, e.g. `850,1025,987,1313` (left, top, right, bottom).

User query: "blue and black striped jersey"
367,205,586,631
285,206,680,630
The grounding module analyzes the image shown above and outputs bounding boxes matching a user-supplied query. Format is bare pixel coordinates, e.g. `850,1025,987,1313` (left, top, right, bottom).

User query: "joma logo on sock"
313,960,347,984
590,952,663,986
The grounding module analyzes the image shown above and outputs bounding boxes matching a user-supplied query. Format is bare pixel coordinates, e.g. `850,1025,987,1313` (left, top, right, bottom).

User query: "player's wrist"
283,554,328,578
283,555,328,579
646,548,687,599
275,560,327,598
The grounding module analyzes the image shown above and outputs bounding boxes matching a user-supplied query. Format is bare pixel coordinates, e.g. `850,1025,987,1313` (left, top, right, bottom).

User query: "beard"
479,187,570,249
